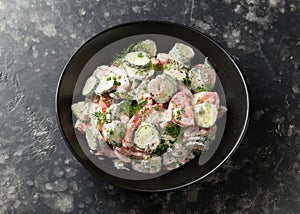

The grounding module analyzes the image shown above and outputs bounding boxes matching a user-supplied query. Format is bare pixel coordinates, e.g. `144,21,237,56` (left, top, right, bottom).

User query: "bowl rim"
55,20,250,192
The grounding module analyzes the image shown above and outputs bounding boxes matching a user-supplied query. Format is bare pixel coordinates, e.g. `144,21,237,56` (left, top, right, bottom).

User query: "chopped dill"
120,99,147,117
112,43,138,66
165,122,181,138
152,137,177,156
175,110,181,120
93,111,107,125
183,77,191,86
196,87,206,93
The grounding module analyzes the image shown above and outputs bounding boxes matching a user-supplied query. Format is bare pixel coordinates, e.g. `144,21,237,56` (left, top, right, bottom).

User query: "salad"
71,40,227,174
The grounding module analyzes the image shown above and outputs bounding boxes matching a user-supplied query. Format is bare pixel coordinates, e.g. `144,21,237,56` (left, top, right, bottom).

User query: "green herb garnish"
154,106,159,111
110,76,121,87
164,64,172,71
165,122,181,138
114,80,121,86
130,99,146,117
93,111,107,125
109,130,114,135
152,63,163,71
175,110,181,120
152,137,177,156
153,140,169,156
164,59,175,70
137,52,143,57
137,99,146,105
133,42,148,53
196,87,206,93
112,43,137,66
121,99,147,117
183,77,191,86
137,69,148,74
114,143,122,147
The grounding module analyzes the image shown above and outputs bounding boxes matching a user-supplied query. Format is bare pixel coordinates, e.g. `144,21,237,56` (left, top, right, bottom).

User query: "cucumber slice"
71,101,89,121
125,51,150,68
173,43,195,59
114,74,131,99
134,123,160,151
193,102,218,128
107,101,128,122
85,128,99,150
88,102,99,128
128,79,150,100
135,40,157,57
148,74,177,103
94,75,114,95
163,67,187,82
189,63,216,91
122,63,154,80
104,121,126,147
82,75,99,96
169,43,195,68
93,65,110,80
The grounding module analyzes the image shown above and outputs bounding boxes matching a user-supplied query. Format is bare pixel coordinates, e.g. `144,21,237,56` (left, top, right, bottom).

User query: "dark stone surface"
0,0,299,213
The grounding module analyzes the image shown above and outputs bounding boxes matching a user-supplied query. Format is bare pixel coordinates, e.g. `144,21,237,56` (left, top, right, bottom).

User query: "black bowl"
56,21,249,191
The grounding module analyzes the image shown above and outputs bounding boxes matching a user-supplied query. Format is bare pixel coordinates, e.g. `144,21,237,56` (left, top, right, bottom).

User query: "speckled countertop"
0,0,299,213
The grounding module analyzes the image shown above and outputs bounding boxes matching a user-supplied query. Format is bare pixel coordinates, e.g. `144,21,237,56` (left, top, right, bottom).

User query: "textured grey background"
0,0,299,213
